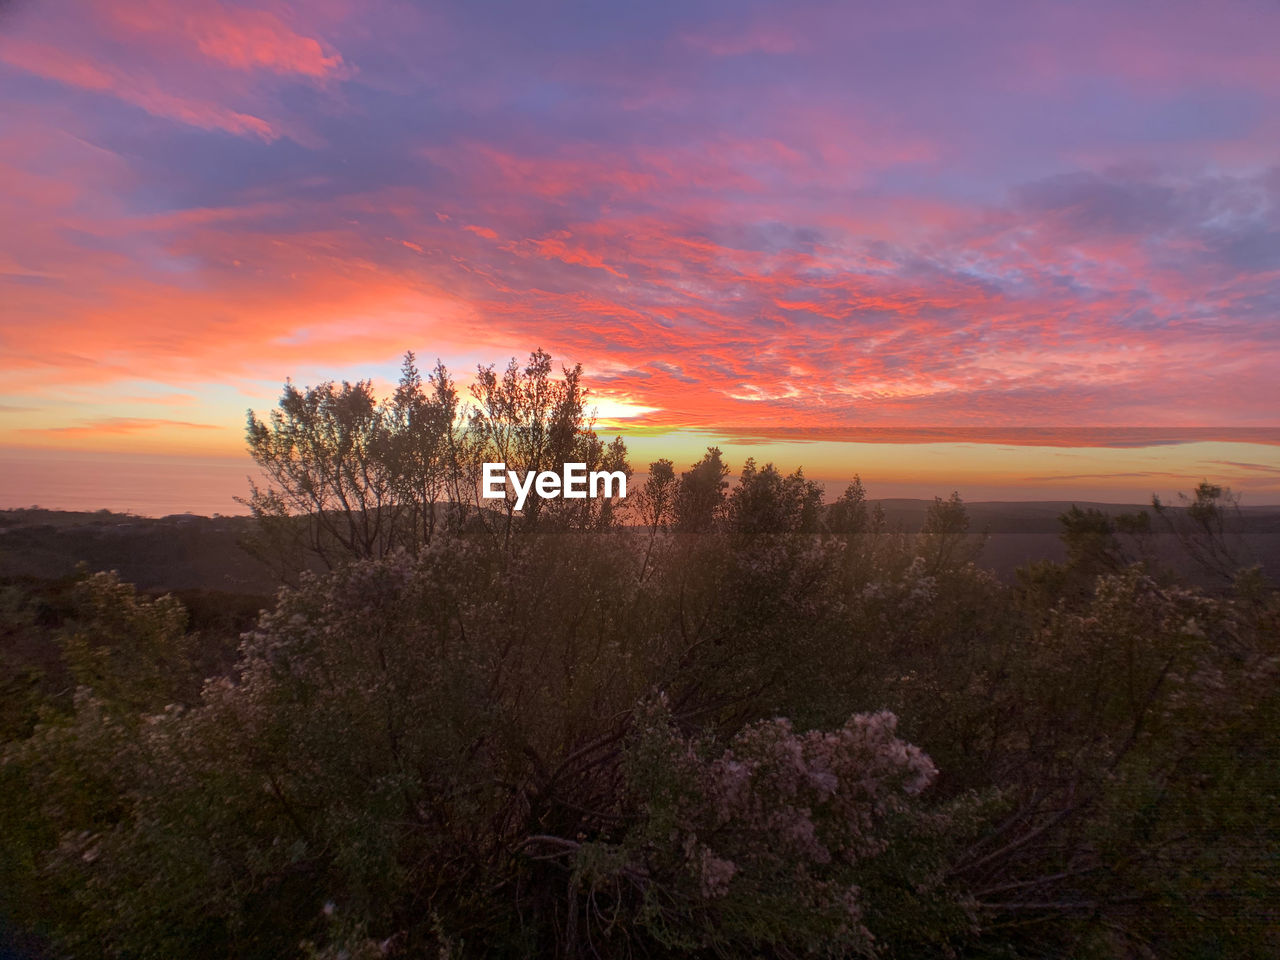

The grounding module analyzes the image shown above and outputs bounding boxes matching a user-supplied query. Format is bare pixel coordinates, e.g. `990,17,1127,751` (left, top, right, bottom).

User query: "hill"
3,502,1279,593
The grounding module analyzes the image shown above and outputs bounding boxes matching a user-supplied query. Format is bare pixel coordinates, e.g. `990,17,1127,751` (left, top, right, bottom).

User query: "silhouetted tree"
726,459,823,535
466,349,630,545
1153,481,1250,584
635,458,676,579
243,376,397,568
1058,505,1152,580
244,349,630,562
241,354,460,572
675,447,730,533
827,475,869,536
919,491,983,573
385,352,464,545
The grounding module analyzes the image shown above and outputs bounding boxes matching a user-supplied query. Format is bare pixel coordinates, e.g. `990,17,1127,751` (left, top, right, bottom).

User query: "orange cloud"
1,1,1278,473
21,417,223,437
690,426,1280,449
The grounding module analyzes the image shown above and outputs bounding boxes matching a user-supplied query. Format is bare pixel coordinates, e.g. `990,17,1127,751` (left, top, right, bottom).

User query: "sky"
1,0,1278,513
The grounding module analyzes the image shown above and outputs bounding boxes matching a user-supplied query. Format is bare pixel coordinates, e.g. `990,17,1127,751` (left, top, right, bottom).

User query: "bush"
2,351,1276,958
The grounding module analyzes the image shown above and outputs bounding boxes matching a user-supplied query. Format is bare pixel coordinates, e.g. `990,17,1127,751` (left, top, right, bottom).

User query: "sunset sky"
2,0,1278,512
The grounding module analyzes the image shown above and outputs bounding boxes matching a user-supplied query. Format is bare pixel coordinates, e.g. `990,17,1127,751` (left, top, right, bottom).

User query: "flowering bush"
0,477,1276,958
576,700,949,956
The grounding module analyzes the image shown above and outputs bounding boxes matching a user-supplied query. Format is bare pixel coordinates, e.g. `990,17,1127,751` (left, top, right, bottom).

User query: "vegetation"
241,349,629,573
1,352,1277,958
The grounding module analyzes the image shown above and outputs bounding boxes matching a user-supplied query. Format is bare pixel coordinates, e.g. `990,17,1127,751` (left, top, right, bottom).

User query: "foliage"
827,475,870,536
1057,504,1153,578
2,355,1277,959
1153,480,1253,584
242,349,631,568
466,349,630,544
633,458,676,580
242,353,461,571
674,446,730,533
607,700,954,957
918,491,985,575
726,459,824,535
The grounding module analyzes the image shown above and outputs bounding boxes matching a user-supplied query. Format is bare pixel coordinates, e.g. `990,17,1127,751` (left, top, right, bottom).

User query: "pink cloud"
1,1,1277,462
0,38,277,139
0,0,348,142
99,0,347,79
679,22,800,58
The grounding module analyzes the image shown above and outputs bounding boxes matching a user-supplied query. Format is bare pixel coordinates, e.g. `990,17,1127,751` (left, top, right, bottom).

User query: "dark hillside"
4,503,1279,592
0,510,274,593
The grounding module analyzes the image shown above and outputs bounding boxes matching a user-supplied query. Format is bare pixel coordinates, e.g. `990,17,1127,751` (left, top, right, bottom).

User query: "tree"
725,459,823,535
1057,504,1153,581
1153,481,1251,584
635,459,676,531
827,476,869,536
384,353,464,547
466,349,631,546
635,459,676,580
241,353,459,571
674,447,730,533
243,349,627,563
919,491,983,574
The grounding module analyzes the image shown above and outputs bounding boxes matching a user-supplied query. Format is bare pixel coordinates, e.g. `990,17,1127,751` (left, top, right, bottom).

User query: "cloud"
0,0,346,141
0,0,1278,462
678,20,800,58
171,3,345,78
0,38,278,139
114,392,201,406
685,427,1280,449
1206,460,1280,476
3,162,1277,431
1029,472,1188,482
89,0,346,80
20,418,224,437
